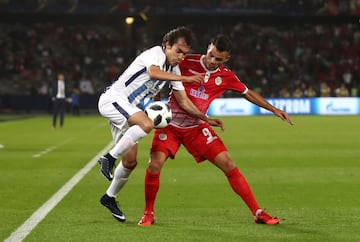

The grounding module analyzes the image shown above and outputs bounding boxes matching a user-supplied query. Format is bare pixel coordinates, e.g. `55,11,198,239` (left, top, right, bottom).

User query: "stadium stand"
0,0,359,111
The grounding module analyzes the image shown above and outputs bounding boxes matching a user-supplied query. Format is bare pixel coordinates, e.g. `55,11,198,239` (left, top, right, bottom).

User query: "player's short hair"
211,35,232,53
162,26,194,47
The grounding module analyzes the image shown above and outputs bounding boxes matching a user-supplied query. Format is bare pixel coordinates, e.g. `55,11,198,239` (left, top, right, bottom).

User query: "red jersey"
169,54,248,127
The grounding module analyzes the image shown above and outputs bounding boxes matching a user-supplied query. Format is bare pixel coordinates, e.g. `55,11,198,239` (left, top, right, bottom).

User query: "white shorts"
98,90,141,143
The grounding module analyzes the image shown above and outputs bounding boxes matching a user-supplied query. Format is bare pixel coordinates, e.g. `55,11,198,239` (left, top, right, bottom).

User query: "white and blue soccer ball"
145,101,172,129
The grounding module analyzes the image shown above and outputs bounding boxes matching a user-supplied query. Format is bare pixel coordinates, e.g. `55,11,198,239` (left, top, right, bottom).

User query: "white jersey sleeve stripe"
125,67,147,87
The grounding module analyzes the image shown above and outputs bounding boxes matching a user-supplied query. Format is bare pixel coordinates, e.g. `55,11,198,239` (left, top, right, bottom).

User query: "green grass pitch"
0,114,359,242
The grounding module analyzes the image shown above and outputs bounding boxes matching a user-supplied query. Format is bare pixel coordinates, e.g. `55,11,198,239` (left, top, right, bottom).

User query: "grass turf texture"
0,115,359,242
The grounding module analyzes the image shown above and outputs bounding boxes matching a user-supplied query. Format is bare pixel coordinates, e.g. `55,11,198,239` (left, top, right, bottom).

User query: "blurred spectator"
350,0,360,14
278,86,291,98
316,0,339,15
79,75,95,94
342,68,353,93
335,83,350,97
299,82,308,97
292,87,303,98
306,85,317,97
37,81,49,95
71,87,80,116
320,82,332,97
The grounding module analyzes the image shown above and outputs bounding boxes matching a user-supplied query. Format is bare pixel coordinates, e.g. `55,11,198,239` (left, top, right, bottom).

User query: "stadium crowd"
1,0,360,15
1,20,359,99
1,0,360,103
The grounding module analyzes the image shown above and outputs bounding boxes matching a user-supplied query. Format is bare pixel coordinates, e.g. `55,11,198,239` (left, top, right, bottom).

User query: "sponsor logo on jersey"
189,86,209,100
158,133,167,140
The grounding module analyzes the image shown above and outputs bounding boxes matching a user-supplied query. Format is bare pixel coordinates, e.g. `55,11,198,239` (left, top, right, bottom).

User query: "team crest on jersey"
158,133,167,141
215,76,222,85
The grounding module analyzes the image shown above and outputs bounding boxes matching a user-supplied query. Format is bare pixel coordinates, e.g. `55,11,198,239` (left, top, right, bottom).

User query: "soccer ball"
145,101,172,129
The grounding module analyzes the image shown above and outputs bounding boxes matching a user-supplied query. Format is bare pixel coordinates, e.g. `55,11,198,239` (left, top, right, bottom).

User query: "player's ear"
224,54,230,62
165,42,172,50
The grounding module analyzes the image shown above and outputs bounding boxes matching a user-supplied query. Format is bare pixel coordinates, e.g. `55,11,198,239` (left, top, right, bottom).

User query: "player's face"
203,44,230,71
165,38,190,67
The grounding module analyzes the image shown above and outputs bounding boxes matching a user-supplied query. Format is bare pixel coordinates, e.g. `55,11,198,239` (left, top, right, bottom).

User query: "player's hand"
207,118,224,131
274,109,294,125
181,73,205,84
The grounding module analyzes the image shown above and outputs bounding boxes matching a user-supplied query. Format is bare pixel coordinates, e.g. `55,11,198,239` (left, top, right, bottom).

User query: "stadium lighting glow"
125,17,135,25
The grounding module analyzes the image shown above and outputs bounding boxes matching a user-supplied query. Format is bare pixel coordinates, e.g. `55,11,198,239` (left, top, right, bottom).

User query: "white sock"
106,161,132,197
109,125,147,159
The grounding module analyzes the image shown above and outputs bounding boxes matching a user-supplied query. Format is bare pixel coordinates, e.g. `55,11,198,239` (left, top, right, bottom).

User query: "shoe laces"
108,196,120,207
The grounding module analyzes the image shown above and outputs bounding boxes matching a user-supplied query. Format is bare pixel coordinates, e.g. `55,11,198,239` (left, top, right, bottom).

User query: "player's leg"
212,151,260,214
212,149,280,224
97,93,152,180
108,111,152,158
182,124,260,214
100,145,138,222
184,123,279,224
52,100,59,128
138,151,167,226
138,126,181,226
107,145,138,196
59,99,65,127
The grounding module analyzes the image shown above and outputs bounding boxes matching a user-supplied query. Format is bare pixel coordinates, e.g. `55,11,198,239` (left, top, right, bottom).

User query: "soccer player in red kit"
138,35,294,226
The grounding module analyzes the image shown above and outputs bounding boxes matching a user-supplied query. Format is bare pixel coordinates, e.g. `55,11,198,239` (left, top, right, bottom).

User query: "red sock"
144,169,160,212
225,167,260,215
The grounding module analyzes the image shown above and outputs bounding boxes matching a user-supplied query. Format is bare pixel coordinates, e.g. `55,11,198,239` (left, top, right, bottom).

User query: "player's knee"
140,117,154,133
122,159,138,170
225,160,236,171
214,154,236,173
148,161,163,173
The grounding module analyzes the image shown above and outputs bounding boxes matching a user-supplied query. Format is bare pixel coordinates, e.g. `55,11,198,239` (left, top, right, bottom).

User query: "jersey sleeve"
169,65,184,91
226,70,248,94
142,46,166,70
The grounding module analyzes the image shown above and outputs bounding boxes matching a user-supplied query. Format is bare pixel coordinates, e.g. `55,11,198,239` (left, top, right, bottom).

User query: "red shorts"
150,123,227,163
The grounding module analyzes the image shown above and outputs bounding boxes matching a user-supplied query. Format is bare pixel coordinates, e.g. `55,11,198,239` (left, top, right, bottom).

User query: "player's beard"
207,63,217,70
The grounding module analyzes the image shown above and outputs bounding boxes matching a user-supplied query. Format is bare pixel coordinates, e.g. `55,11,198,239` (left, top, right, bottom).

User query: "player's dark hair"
211,35,232,53
162,26,194,47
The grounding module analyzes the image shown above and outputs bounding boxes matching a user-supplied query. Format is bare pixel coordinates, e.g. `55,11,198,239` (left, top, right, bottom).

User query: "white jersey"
108,46,184,110
98,45,185,144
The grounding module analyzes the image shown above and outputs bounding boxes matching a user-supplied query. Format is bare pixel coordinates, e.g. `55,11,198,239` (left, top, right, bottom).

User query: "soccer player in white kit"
97,26,223,222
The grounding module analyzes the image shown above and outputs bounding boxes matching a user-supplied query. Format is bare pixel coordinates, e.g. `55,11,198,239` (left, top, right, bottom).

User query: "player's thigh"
183,124,227,162
150,125,181,159
127,111,153,133
110,122,129,144
98,92,140,125
99,93,140,142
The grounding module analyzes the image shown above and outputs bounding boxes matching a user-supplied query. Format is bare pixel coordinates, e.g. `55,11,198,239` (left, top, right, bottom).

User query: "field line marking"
32,138,74,158
4,141,113,242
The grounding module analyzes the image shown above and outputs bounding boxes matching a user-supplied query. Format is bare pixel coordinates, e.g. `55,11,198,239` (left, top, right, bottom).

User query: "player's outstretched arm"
243,89,294,125
148,65,204,84
173,90,224,130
